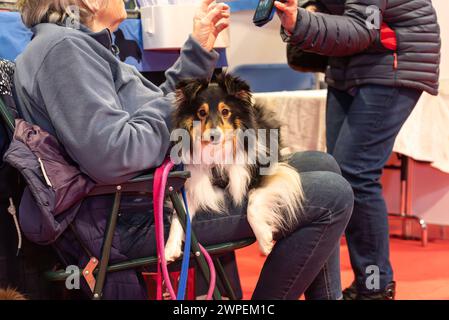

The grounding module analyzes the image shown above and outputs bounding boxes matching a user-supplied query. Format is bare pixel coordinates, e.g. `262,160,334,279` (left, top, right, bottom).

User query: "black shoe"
342,282,358,300
357,281,396,300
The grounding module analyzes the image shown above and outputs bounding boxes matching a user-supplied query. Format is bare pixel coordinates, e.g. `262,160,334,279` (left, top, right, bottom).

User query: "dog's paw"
256,229,275,256
164,242,183,263
258,238,275,256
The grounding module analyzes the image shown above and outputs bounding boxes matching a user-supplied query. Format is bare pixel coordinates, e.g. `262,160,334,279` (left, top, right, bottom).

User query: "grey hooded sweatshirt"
14,22,219,184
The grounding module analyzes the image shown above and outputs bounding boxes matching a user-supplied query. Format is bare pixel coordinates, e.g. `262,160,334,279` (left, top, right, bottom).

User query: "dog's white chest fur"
184,164,252,213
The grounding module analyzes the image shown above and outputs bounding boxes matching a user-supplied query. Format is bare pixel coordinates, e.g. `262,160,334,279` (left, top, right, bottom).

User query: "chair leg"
92,186,122,300
168,189,222,300
214,257,238,300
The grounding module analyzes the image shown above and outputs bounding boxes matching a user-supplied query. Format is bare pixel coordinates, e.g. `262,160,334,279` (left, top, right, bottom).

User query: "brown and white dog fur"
165,74,304,261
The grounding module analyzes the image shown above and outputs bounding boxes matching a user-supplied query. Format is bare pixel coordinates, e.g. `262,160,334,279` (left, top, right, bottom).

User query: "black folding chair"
0,59,255,300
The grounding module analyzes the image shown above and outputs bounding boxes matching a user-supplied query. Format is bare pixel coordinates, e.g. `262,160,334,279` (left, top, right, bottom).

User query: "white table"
255,85,449,175
254,90,328,155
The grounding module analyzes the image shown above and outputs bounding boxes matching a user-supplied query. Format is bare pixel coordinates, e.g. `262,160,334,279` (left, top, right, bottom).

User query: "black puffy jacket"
284,0,441,95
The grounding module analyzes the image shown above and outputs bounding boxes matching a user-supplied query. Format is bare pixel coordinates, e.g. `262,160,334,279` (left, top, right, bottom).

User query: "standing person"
276,0,441,299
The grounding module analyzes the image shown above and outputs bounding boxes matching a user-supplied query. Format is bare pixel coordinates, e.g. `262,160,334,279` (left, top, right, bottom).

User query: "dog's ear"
175,79,208,107
218,74,252,103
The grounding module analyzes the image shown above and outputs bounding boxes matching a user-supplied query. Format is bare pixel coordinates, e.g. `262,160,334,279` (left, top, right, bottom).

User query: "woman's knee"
288,151,342,175
329,173,354,215
302,171,354,223
326,173,354,223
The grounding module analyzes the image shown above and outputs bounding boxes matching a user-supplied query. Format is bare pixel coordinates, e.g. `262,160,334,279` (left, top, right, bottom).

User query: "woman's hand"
192,0,230,52
274,0,299,35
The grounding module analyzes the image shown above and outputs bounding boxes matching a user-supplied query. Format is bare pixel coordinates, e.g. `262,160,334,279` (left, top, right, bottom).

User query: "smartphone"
253,0,282,27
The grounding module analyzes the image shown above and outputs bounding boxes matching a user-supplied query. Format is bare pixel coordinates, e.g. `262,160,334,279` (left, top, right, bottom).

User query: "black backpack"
0,59,57,299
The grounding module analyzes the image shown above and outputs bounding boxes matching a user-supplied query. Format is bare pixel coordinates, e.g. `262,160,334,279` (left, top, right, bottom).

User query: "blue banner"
0,12,33,61
227,0,259,11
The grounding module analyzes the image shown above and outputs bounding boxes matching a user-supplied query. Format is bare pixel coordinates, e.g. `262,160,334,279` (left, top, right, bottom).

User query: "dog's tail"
0,287,27,300
249,162,304,233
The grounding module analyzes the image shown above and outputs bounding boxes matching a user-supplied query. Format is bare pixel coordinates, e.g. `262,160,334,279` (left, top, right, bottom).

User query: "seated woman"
14,0,353,300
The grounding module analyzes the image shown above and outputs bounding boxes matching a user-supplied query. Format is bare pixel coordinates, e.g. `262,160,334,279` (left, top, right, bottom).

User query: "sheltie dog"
165,74,304,261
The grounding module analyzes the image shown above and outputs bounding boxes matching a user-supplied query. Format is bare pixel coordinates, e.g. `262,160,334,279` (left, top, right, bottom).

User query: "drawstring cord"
7,197,22,256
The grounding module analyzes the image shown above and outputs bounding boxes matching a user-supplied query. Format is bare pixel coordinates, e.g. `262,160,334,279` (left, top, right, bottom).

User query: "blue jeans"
326,85,422,294
117,151,353,300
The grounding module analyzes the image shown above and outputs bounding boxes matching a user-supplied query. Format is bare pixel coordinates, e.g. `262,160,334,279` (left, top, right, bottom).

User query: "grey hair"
18,0,108,28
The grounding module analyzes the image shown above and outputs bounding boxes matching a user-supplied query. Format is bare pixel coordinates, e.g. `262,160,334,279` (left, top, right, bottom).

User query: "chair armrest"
128,170,191,183
87,171,191,197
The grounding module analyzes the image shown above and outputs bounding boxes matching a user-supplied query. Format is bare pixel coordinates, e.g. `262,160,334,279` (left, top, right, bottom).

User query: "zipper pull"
393,52,398,70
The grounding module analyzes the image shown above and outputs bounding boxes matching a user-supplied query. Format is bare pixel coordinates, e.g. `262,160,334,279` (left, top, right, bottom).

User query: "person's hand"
274,0,298,35
192,0,230,52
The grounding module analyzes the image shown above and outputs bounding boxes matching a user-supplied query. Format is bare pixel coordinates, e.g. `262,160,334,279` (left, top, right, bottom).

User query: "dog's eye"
221,109,230,117
198,109,207,118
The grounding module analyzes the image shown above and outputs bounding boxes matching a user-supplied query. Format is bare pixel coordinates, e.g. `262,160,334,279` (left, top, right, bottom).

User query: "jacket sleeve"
298,0,319,8
159,35,219,94
282,0,387,57
35,37,176,185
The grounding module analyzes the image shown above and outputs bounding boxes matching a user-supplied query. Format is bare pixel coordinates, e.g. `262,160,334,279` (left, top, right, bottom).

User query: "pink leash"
153,159,216,300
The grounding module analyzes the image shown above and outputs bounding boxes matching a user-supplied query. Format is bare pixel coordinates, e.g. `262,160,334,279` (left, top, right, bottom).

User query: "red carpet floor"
236,238,449,300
